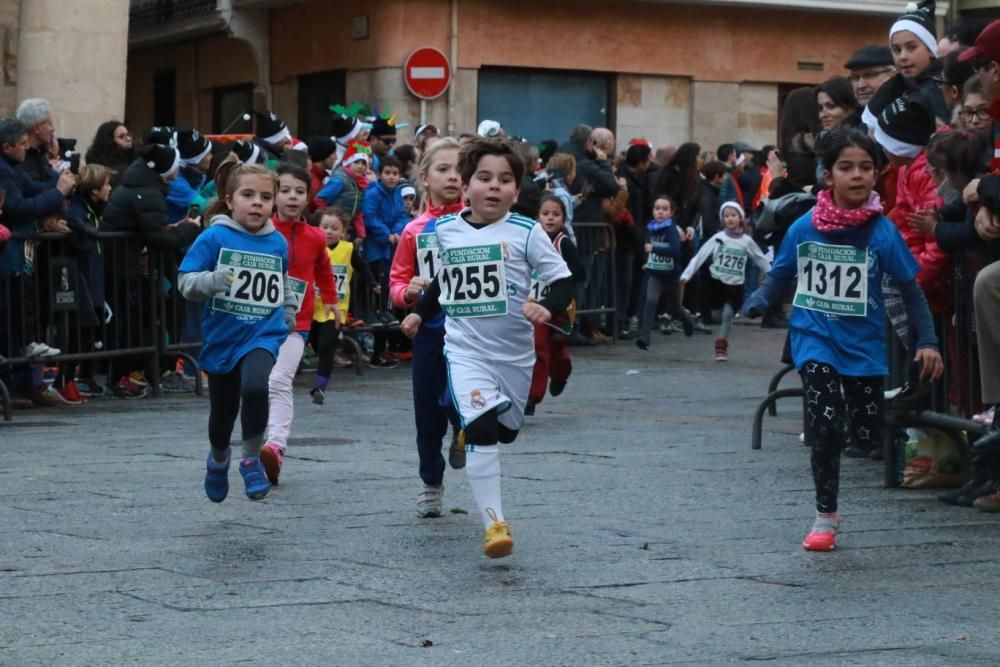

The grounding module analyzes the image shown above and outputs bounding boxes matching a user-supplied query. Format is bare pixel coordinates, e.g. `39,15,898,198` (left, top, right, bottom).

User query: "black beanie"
138,143,180,178
330,115,362,144
306,136,337,163
370,117,396,138
251,110,291,145
891,1,938,57
231,139,262,165
174,128,212,166
143,126,175,147
875,96,935,159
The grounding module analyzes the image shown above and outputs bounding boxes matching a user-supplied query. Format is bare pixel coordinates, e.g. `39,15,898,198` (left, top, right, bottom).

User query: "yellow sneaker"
483,508,513,559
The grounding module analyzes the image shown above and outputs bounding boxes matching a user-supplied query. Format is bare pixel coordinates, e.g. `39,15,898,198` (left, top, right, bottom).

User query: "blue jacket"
0,154,66,277
644,218,681,277
165,165,207,224
361,181,409,263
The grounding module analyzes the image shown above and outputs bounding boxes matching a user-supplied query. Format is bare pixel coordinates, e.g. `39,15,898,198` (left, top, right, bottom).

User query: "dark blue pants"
412,326,458,486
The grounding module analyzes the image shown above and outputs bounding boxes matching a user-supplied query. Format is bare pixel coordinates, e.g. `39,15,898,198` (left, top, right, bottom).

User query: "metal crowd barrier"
749,248,992,488
570,222,617,340
0,231,202,421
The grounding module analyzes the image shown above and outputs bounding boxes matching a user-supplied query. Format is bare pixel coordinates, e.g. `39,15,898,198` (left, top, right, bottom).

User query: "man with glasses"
845,45,896,110
368,116,397,172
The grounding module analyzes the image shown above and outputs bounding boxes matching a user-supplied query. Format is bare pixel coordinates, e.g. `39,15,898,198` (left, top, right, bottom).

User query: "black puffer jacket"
557,141,619,224
102,159,200,250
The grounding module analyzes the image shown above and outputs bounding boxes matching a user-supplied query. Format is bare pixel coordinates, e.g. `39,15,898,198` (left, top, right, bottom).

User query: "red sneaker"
397,351,413,361
59,381,87,404
259,443,284,485
802,513,841,552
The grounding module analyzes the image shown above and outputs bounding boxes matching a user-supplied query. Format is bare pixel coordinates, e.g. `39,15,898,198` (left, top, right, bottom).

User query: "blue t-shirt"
178,224,290,374
770,212,919,377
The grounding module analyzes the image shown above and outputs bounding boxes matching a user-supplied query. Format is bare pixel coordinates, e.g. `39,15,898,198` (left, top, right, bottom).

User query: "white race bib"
287,276,307,313
439,244,508,318
646,253,674,272
332,264,349,301
794,241,868,317
416,233,440,279
212,248,283,319
529,270,550,302
710,244,748,281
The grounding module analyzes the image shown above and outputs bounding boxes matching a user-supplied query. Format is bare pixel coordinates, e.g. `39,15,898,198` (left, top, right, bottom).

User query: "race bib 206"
212,249,283,319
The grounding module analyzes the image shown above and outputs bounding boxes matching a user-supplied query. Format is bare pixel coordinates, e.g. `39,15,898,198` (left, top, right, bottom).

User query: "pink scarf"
811,188,882,233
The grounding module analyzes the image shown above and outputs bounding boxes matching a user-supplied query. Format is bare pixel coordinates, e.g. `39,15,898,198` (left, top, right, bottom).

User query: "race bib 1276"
710,244,747,281
439,244,507,318
212,248,283,319
794,242,868,317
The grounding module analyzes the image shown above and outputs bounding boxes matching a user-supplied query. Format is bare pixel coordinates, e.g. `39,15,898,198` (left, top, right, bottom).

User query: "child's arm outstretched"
178,235,231,302
746,238,772,274
678,237,715,284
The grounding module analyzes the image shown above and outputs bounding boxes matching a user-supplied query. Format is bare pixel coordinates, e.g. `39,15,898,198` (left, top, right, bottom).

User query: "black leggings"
801,360,883,514
207,348,274,453
311,320,341,379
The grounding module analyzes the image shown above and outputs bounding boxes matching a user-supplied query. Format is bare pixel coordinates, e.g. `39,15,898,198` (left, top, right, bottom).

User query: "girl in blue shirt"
745,129,944,552
178,164,297,503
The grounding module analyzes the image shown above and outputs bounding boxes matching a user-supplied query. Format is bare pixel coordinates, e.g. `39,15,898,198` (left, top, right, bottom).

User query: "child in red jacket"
260,164,341,485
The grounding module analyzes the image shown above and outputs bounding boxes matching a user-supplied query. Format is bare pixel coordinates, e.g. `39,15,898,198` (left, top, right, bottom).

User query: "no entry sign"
404,47,451,100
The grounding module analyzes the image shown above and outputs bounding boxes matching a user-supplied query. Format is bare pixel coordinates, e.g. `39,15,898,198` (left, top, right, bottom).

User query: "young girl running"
745,129,943,551
309,207,377,404
636,195,692,350
680,202,770,361
178,164,298,502
526,194,586,415
401,138,575,558
260,164,341,485
389,137,466,518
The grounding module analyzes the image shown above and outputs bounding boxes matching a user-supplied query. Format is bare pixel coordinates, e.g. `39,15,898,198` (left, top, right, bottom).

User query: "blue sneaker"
239,457,271,500
205,452,230,503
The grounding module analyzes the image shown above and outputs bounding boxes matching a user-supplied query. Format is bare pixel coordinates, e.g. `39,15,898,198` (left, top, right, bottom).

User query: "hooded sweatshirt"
271,212,338,331
178,214,297,374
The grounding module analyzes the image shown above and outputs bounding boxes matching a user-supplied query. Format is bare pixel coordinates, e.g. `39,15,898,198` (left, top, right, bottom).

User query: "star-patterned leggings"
801,360,883,514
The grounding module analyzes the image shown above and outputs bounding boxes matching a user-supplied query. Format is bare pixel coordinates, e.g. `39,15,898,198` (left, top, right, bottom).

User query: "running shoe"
22,342,60,358
35,385,70,406
524,401,536,416
449,429,466,469
369,355,399,369
635,338,650,350
259,443,284,485
106,376,150,399
56,381,87,405
714,338,729,362
333,351,354,368
128,371,150,387
416,484,443,518
239,457,271,500
973,406,996,425
549,380,567,397
205,452,230,503
310,387,325,405
483,508,513,558
160,371,194,394
76,377,102,397
802,513,841,552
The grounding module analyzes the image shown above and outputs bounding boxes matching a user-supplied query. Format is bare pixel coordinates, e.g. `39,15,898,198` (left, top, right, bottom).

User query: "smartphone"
68,153,80,175
188,204,200,218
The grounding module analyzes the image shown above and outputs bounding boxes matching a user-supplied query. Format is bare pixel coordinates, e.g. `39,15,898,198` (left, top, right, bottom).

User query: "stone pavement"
2,324,1000,666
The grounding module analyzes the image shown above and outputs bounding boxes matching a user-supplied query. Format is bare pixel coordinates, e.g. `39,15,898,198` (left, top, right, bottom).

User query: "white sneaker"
22,342,60,358
416,484,443,518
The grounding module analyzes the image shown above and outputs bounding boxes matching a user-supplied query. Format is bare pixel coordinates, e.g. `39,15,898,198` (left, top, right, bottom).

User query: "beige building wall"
617,75,693,151
0,0,19,117
16,0,130,152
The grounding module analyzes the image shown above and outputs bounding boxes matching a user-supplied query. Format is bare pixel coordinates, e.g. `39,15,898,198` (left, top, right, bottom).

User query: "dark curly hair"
84,120,134,169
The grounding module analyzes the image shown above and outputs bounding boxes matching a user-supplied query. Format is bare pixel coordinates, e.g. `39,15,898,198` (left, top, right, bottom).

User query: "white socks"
465,444,503,528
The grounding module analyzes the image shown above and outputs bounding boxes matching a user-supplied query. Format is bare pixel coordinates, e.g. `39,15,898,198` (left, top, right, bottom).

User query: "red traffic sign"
404,47,451,100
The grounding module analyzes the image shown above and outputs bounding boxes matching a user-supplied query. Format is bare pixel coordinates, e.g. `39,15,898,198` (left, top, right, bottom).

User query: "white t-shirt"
434,209,572,364
680,231,771,286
